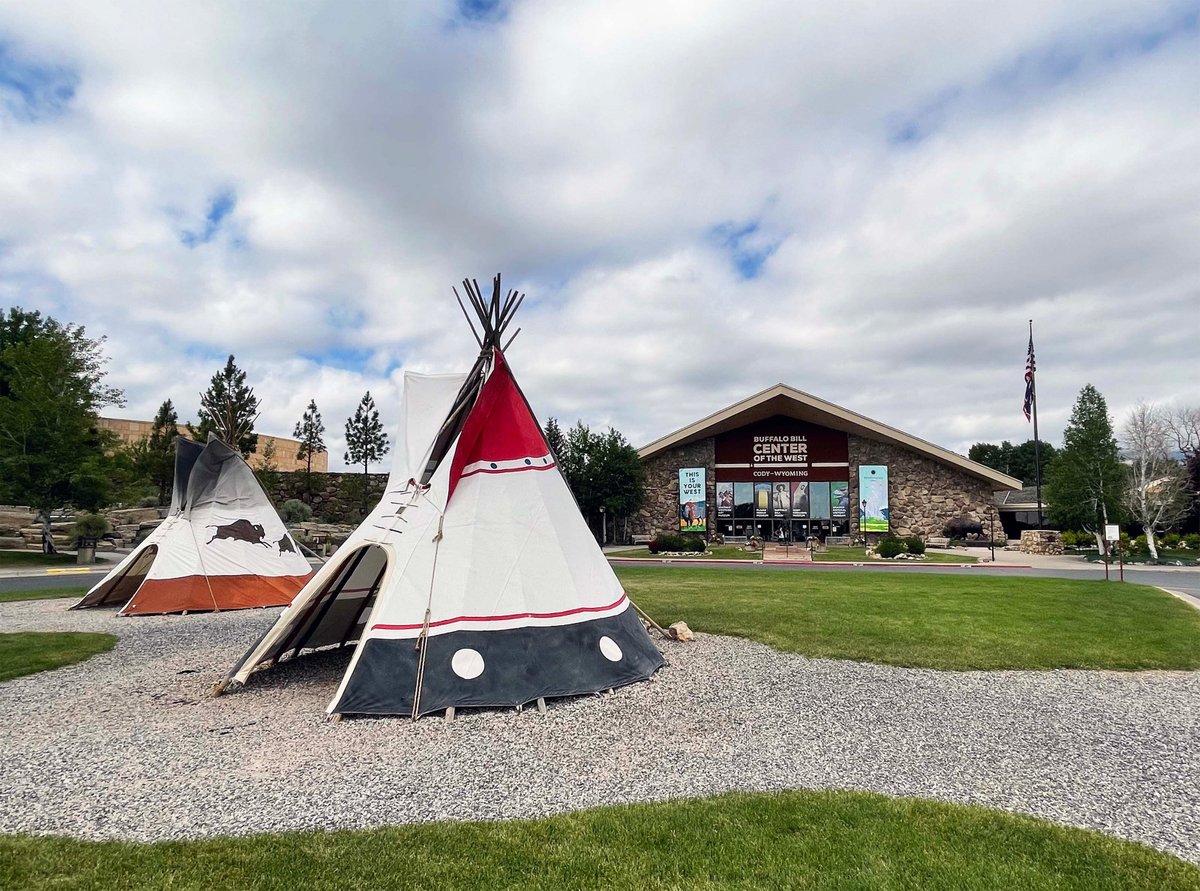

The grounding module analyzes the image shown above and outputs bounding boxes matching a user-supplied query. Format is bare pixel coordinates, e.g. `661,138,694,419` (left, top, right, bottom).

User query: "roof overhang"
638,383,1022,491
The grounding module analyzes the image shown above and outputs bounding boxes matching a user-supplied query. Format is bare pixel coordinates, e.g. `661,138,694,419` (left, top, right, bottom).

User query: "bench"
825,535,852,548
631,535,654,545
926,536,951,549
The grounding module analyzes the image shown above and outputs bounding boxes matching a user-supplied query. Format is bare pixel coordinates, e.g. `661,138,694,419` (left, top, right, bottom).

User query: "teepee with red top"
219,276,663,718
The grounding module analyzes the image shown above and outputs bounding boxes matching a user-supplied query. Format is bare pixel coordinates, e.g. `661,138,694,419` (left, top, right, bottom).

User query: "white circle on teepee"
451,648,485,679
599,636,623,662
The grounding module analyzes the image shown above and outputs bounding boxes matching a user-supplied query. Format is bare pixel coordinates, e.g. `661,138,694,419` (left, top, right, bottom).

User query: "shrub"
1184,534,1200,550
1059,530,1079,548
137,495,159,508
71,513,110,545
905,536,925,555
1162,532,1182,549
1130,534,1149,555
876,536,907,559
280,499,313,524
648,533,706,554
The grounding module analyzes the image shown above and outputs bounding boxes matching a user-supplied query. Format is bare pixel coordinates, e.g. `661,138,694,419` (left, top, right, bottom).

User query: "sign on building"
858,465,889,532
678,468,707,532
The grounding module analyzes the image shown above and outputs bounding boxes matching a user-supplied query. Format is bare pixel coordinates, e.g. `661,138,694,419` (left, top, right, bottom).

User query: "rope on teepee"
411,512,445,720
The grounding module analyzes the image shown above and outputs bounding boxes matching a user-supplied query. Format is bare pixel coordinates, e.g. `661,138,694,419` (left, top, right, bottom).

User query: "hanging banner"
678,468,707,532
858,465,889,532
771,482,791,515
790,482,809,518
716,482,734,518
830,481,849,520
754,482,771,518
734,482,754,518
809,481,831,519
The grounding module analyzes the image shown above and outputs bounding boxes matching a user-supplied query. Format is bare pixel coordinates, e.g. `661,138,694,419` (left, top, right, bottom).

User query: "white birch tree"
1121,402,1190,560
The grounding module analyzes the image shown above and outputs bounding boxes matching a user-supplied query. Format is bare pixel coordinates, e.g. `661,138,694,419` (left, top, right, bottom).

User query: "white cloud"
0,0,1197,468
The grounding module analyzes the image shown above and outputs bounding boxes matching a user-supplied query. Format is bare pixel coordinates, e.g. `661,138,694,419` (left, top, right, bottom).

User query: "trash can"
76,537,97,565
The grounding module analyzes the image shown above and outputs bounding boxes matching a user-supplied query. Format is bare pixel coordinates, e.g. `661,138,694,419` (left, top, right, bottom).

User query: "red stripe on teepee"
370,593,629,631
447,348,550,503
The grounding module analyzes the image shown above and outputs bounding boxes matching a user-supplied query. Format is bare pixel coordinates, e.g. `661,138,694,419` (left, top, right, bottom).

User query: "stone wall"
848,436,1001,540
267,471,390,523
1020,529,1063,555
632,439,716,538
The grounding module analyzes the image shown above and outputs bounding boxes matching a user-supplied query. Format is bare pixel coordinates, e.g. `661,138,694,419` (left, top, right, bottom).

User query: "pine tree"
193,355,260,457
293,398,326,496
1045,384,1125,547
344,391,388,514
146,399,179,505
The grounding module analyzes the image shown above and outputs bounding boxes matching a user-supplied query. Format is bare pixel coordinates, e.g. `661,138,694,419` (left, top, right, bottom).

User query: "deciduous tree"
1121,402,1190,560
0,308,124,550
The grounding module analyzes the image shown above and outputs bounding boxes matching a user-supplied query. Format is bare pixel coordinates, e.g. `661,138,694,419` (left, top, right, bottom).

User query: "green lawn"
3,790,1197,890
617,566,1200,671
815,546,978,564
0,550,79,568
609,545,764,560
0,585,89,603
0,632,116,682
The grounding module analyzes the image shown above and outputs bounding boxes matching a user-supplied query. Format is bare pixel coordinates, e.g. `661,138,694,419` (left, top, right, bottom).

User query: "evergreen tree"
0,308,124,550
293,398,326,495
1045,384,1125,547
193,355,259,457
146,399,179,505
344,391,388,514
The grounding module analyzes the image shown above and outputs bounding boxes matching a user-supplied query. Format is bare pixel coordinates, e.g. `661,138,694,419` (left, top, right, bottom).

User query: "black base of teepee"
332,608,664,717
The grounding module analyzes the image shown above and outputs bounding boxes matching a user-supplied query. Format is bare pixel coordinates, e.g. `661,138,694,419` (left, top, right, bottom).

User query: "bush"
137,495,160,508
905,536,925,555
648,534,706,554
876,536,907,559
71,513,110,545
1163,532,1182,549
1059,530,1079,548
280,499,313,524
1130,534,1150,555
1184,534,1200,550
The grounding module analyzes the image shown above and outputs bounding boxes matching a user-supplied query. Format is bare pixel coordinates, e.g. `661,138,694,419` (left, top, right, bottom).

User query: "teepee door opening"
83,545,159,608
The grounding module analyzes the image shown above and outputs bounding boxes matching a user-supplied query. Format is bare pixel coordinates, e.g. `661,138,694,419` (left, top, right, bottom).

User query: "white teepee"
73,435,312,615
219,277,663,717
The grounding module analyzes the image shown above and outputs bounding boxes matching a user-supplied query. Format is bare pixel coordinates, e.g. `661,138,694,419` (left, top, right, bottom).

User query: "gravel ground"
2,599,1198,864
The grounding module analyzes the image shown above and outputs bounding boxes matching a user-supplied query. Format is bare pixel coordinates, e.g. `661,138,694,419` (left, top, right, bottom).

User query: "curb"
606,557,1031,569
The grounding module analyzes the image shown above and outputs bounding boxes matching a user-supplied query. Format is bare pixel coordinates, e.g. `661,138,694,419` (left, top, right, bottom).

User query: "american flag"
1023,331,1036,421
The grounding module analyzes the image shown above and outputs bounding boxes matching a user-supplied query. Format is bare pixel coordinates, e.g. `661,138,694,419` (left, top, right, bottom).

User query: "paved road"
0,568,108,593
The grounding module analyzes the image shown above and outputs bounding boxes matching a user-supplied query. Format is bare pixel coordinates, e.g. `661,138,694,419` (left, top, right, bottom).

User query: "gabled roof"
638,383,1022,491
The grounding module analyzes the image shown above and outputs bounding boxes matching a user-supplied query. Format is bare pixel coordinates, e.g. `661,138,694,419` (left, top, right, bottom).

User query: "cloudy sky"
1,0,1197,469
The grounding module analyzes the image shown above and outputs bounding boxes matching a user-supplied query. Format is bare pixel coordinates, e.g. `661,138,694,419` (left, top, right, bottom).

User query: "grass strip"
617,566,1200,670
2,790,1197,890
0,551,80,568
0,586,89,603
0,632,116,682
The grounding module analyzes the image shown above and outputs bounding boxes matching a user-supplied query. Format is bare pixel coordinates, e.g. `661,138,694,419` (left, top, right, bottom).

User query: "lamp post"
599,506,606,546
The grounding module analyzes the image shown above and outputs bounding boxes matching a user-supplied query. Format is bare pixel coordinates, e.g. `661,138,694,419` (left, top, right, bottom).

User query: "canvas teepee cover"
72,435,312,615
221,280,663,717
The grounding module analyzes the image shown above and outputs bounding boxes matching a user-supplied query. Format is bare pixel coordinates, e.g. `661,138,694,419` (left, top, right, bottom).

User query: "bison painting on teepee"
72,435,313,615
218,275,664,718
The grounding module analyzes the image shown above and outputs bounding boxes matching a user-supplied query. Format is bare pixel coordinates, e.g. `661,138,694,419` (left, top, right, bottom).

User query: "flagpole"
1029,320,1044,527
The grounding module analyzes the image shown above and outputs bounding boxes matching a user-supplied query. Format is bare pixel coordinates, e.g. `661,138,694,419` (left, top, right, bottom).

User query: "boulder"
106,507,162,526
667,621,695,642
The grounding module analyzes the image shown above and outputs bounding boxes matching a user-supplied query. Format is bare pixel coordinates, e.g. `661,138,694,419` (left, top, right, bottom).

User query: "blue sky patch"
0,41,78,122
453,0,509,25
886,6,1199,146
180,189,237,248
711,220,780,280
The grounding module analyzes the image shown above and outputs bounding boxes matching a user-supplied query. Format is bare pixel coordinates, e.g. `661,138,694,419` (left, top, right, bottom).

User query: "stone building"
97,416,328,473
634,384,1020,542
